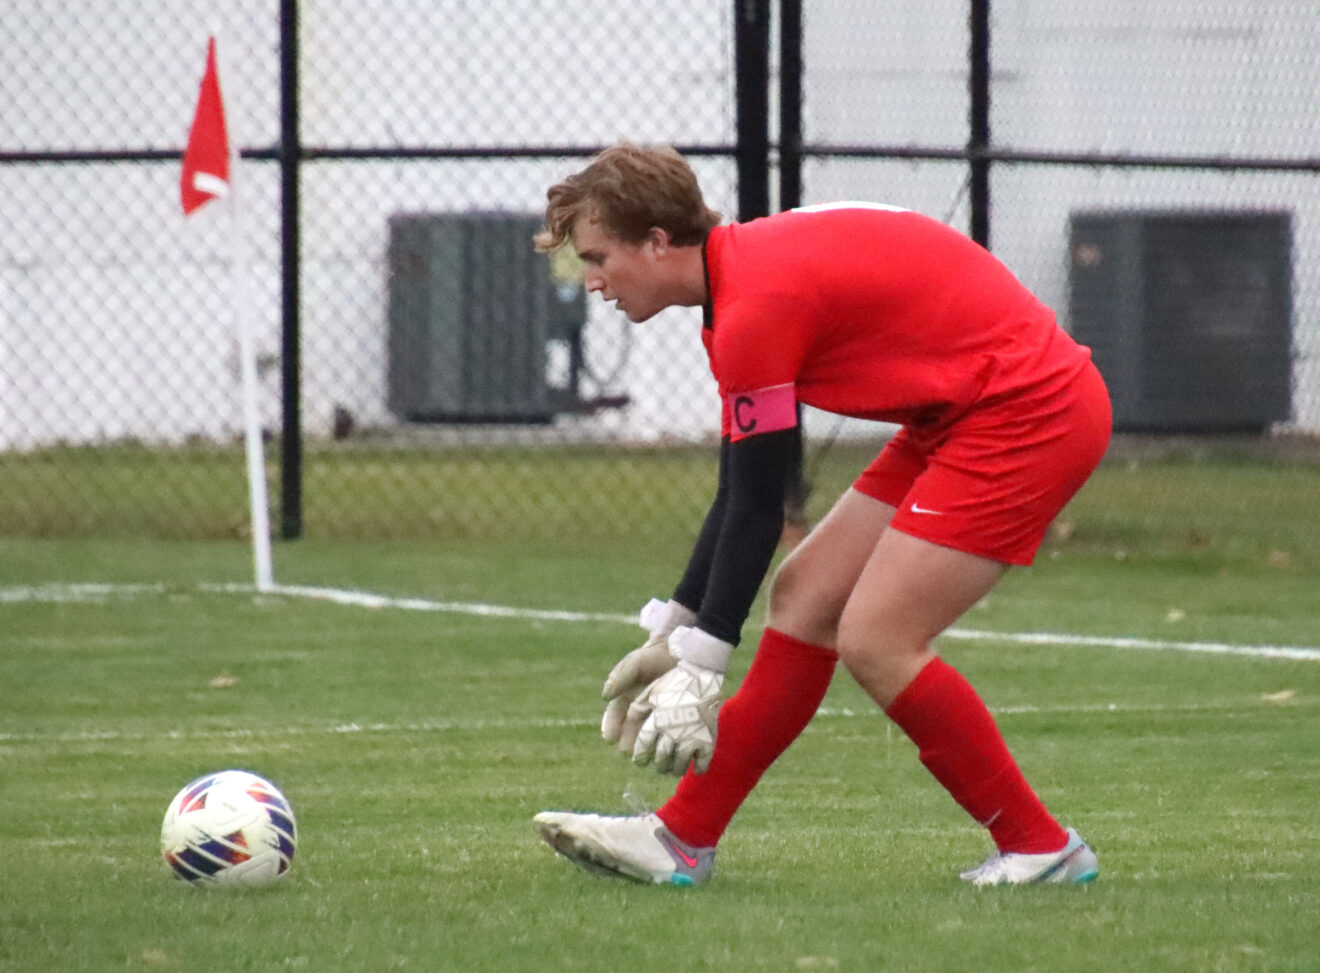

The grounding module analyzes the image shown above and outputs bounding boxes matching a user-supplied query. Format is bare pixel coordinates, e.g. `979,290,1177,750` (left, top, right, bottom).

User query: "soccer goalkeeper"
531,143,1110,888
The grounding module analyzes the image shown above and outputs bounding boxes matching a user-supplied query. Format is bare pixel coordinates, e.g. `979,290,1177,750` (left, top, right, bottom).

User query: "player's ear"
645,226,673,255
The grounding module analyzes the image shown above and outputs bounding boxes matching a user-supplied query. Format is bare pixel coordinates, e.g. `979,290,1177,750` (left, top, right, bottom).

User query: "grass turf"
2,523,1319,971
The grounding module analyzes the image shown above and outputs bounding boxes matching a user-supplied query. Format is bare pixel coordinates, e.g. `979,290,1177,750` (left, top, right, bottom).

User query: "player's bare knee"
834,617,881,672
835,638,893,703
764,557,803,621
835,618,932,707
766,558,840,645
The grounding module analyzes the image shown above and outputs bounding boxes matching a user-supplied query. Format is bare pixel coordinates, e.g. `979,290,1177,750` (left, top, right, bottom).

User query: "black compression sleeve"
672,437,730,613
693,428,796,645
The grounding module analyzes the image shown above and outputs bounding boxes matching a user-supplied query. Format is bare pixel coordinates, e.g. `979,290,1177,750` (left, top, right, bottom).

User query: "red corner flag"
181,37,231,215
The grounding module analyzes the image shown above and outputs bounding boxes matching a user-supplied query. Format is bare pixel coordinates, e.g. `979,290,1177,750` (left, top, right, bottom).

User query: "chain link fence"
806,1,1320,445
2,0,1317,544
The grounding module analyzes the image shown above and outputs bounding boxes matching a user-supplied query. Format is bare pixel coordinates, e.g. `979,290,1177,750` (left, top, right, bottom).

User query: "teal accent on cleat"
960,827,1099,887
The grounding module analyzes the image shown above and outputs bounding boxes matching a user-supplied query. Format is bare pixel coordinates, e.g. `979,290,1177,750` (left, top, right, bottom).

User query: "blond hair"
534,143,722,253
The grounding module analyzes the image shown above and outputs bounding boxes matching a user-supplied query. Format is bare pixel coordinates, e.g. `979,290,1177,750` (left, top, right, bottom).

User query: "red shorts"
853,360,1112,565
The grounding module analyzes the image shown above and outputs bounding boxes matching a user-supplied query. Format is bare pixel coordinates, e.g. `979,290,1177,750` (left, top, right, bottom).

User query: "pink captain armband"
724,383,799,442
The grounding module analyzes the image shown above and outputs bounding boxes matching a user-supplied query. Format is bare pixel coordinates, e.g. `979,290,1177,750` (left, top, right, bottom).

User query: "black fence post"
778,0,803,212
777,0,811,540
279,0,303,539
968,0,992,248
734,0,771,222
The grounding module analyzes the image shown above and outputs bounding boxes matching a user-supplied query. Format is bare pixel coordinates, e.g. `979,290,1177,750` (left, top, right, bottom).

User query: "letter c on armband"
724,383,798,442
733,396,757,435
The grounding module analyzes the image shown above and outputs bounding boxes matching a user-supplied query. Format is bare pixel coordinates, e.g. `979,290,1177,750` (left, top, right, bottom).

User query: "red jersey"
702,203,1093,439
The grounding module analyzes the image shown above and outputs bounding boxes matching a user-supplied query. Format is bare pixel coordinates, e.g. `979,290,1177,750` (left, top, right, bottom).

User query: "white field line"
240,582,1320,663
0,582,168,602
5,580,1320,664
0,716,595,745
237,582,639,627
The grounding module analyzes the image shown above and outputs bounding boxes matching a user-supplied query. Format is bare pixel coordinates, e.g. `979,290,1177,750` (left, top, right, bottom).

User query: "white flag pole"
216,37,276,592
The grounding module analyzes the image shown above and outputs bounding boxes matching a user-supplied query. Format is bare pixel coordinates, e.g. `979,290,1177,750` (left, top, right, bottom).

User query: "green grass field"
2,452,1320,972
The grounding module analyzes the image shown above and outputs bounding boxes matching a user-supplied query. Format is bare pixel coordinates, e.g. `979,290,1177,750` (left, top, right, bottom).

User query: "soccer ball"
161,770,297,887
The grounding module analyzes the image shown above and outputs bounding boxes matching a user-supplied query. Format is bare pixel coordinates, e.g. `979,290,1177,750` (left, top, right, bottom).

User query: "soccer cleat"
533,811,716,887
959,828,1099,887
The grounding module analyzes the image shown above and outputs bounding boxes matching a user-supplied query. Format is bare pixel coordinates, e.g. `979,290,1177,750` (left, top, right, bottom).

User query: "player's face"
571,215,669,323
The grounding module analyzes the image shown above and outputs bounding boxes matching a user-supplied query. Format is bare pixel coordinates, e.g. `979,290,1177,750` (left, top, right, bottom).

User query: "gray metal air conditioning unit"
386,212,586,423
1068,210,1292,433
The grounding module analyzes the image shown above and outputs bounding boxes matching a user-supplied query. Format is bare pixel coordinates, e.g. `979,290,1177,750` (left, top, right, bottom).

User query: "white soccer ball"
161,770,297,888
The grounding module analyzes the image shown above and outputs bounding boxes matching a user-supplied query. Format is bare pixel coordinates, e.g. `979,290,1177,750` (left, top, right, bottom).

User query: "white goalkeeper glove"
629,625,734,776
601,598,697,754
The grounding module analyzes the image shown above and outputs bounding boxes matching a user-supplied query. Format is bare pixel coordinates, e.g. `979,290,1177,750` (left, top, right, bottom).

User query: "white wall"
2,0,1316,451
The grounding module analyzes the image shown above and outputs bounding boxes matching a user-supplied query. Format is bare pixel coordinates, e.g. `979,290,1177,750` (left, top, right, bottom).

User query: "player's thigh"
767,487,896,645
838,528,1006,661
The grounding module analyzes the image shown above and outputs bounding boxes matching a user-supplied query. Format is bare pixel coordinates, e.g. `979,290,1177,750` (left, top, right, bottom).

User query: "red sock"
885,657,1067,854
658,628,838,848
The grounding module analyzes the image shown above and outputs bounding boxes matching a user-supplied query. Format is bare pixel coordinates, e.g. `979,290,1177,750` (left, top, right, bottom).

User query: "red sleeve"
709,286,813,444
713,290,816,393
